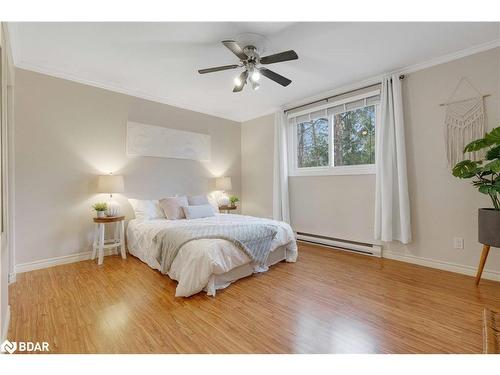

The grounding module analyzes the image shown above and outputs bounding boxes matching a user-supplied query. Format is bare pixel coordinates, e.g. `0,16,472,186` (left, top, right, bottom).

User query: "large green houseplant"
452,126,500,248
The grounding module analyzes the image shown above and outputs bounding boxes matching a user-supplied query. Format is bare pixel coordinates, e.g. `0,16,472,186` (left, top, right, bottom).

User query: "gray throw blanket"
155,224,278,274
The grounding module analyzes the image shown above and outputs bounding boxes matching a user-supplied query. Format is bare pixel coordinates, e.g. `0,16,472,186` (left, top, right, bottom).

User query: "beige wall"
14,69,241,265
385,48,500,274
241,47,500,276
241,114,275,219
289,175,375,243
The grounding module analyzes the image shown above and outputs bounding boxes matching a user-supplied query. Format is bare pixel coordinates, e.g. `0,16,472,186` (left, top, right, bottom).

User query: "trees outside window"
296,118,329,168
333,105,375,166
292,101,377,175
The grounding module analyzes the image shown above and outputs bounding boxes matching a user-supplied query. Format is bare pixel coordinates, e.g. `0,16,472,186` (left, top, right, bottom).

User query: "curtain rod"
284,75,405,114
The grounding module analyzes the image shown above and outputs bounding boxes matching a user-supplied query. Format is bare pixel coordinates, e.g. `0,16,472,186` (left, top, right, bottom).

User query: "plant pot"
96,211,106,218
478,208,500,247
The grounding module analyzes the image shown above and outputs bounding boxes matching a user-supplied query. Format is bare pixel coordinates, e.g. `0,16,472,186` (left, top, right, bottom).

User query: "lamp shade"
97,174,124,194
215,176,232,191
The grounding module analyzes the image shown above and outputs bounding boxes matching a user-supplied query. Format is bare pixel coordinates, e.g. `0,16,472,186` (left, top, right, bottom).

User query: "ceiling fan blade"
222,40,248,61
259,68,292,87
198,64,239,74
233,71,248,93
260,50,298,65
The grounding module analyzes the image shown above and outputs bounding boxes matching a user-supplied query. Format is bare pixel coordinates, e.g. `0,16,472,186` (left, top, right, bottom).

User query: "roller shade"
287,87,381,121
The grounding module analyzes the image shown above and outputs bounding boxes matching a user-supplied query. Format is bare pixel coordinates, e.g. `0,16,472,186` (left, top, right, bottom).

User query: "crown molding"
398,38,500,75
14,60,244,123
283,39,500,112
11,34,500,123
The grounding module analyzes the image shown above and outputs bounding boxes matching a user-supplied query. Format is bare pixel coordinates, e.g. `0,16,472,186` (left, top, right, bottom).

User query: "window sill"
289,164,375,177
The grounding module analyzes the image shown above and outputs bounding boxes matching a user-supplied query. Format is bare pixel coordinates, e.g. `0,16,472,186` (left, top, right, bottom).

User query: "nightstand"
219,205,238,214
92,216,126,265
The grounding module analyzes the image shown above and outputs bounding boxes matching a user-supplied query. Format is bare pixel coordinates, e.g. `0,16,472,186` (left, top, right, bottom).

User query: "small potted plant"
229,195,239,208
93,202,108,218
452,126,500,248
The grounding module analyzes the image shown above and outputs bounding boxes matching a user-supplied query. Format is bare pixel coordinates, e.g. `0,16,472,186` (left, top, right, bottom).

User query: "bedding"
182,204,215,219
128,199,165,220
159,196,189,220
187,194,210,206
126,213,297,297
155,223,278,273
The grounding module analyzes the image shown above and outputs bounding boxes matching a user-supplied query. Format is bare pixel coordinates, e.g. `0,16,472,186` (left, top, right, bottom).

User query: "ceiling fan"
198,40,298,92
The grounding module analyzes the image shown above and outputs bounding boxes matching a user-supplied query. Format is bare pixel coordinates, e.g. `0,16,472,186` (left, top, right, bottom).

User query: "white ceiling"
9,22,500,122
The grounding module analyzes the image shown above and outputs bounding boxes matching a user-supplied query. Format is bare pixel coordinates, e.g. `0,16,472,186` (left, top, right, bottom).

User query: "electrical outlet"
453,237,464,249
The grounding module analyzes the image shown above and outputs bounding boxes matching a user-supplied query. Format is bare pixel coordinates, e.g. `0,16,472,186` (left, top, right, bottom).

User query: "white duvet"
126,213,297,297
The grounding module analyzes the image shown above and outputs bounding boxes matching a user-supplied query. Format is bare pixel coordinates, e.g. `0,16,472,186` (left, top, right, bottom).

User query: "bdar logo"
0,339,17,354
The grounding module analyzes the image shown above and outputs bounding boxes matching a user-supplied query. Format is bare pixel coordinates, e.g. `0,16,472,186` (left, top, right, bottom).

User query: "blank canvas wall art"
126,121,211,161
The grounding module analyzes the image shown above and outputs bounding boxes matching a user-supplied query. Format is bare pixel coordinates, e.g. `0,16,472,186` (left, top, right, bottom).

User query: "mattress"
126,213,297,297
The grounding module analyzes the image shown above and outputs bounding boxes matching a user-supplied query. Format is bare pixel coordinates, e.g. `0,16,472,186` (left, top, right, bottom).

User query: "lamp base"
217,192,230,206
106,199,121,217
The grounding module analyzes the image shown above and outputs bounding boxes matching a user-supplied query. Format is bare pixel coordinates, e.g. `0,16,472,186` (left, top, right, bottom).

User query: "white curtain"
374,75,412,244
273,110,291,223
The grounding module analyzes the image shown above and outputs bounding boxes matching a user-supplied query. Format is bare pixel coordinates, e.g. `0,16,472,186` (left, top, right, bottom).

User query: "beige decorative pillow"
159,196,189,220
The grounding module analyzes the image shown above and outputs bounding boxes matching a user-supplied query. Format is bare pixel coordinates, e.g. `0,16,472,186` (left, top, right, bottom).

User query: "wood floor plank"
8,243,500,353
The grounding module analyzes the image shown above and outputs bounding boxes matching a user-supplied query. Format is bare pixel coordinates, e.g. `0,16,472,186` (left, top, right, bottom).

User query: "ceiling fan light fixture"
198,40,298,92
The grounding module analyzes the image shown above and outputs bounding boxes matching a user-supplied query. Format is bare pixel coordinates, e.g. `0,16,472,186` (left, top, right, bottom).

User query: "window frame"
288,90,380,177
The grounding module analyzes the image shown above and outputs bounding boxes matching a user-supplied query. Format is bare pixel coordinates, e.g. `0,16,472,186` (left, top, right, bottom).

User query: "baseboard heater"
296,232,382,258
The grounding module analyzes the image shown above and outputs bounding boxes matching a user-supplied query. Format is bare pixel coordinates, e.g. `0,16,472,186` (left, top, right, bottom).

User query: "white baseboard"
383,250,500,282
8,272,16,284
15,248,119,274
1,305,10,342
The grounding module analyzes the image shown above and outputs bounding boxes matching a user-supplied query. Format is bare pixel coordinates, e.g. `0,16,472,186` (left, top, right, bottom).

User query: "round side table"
218,205,238,214
92,216,126,265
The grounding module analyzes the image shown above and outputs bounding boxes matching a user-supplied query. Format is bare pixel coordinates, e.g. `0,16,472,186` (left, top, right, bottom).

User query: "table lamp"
97,173,124,216
215,176,232,206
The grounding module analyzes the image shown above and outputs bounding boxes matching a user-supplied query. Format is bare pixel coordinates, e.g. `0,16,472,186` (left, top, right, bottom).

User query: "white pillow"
128,199,164,220
206,192,220,213
182,204,215,220
187,195,210,206
159,196,189,220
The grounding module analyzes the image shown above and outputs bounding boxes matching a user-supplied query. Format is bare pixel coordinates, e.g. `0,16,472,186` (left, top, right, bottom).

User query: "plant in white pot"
229,195,239,208
452,127,500,273
93,202,108,218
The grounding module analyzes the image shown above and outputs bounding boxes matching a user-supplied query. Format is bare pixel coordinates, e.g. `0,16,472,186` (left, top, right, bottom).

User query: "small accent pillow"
159,196,189,220
182,204,215,220
187,195,210,206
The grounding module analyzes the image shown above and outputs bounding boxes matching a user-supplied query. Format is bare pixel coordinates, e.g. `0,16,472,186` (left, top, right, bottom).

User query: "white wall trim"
383,250,500,282
289,164,375,177
398,38,500,76
283,39,500,112
15,248,119,274
8,272,15,284
13,60,243,123
8,20,500,124
7,24,240,122
1,305,10,342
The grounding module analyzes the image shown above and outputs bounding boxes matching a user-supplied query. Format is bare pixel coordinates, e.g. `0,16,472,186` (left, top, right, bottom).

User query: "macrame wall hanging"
441,77,489,168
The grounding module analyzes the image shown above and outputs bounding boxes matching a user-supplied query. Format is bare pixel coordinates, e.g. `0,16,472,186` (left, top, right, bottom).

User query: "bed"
126,213,297,297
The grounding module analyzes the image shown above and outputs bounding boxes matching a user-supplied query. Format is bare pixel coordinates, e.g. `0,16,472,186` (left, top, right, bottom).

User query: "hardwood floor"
8,243,500,353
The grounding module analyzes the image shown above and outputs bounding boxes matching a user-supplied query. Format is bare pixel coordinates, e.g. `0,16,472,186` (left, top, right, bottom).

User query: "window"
333,105,375,167
296,117,329,168
289,90,379,176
